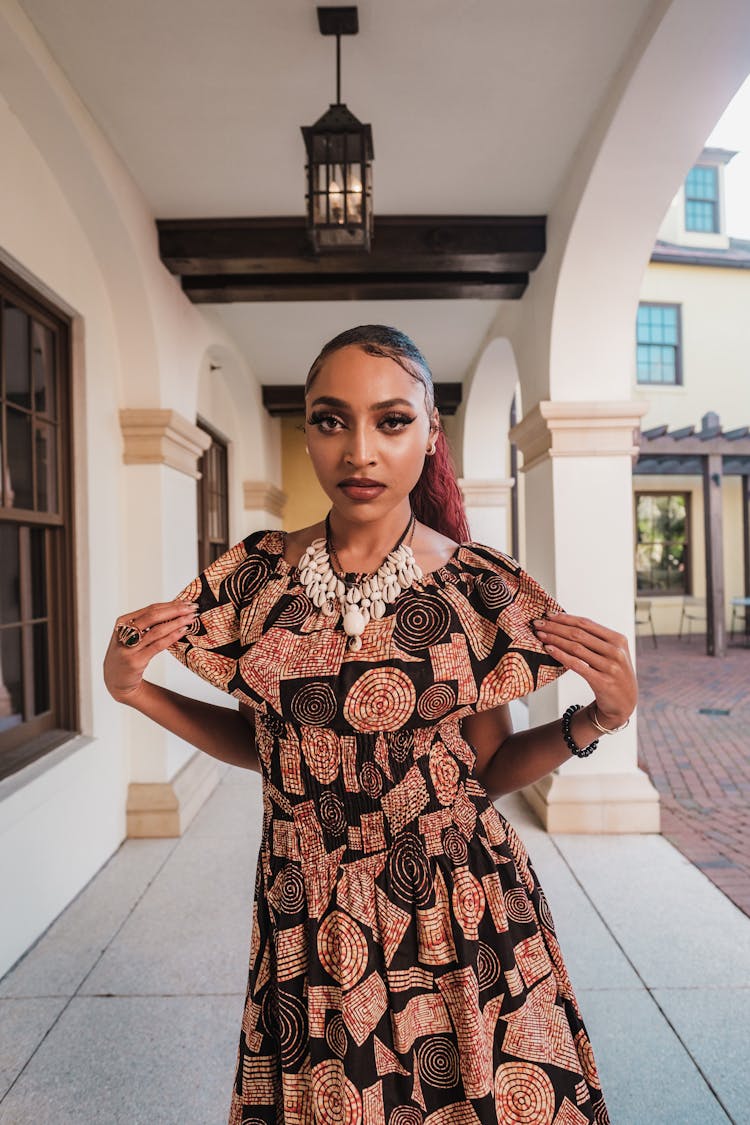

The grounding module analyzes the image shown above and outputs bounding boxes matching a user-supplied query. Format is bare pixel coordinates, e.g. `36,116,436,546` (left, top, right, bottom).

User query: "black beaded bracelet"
561,704,599,758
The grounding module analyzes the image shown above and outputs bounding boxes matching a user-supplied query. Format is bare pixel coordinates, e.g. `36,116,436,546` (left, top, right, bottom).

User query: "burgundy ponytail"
410,429,470,544
305,325,470,545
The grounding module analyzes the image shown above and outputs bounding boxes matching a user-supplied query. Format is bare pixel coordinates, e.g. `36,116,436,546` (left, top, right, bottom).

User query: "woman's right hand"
103,600,199,704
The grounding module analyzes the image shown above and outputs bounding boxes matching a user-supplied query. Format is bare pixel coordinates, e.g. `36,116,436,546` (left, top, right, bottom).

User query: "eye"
307,411,345,433
379,413,415,432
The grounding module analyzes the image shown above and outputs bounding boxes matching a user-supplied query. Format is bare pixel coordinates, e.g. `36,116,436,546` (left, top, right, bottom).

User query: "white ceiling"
19,0,655,384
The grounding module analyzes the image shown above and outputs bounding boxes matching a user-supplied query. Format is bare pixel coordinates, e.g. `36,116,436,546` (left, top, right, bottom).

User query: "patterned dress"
168,529,610,1125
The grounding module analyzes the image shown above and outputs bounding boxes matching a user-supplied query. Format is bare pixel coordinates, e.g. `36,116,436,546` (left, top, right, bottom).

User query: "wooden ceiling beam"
156,215,545,302
263,382,463,416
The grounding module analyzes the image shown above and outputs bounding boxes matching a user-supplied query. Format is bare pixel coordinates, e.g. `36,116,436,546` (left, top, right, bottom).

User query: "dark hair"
305,325,470,543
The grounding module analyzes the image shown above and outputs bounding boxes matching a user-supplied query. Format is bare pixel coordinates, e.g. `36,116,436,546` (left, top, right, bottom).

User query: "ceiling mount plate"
317,6,358,35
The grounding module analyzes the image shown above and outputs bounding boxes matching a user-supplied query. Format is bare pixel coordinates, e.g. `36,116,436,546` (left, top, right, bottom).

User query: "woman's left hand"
532,613,637,727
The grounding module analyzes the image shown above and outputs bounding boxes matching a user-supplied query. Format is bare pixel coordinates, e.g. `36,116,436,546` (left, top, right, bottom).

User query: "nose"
344,422,376,467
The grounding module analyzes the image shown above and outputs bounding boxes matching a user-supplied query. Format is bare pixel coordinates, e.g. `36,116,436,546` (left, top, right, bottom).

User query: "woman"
104,325,635,1124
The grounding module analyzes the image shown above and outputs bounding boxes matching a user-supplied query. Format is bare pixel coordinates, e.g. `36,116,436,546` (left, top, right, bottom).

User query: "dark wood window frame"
634,490,691,597
636,301,683,386
196,418,229,572
0,266,78,781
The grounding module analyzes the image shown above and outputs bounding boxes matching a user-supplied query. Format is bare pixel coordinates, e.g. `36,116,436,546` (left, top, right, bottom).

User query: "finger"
115,601,198,633
537,634,615,675
536,614,628,650
541,643,610,689
136,616,197,653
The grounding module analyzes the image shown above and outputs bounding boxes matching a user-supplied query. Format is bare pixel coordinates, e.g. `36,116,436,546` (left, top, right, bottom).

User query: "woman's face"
304,345,438,524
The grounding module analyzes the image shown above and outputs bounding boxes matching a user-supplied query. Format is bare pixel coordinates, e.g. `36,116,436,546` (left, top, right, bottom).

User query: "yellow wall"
280,416,330,531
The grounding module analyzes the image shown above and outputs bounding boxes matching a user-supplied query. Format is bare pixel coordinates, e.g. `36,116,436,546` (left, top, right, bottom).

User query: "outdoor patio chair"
729,596,750,647
678,596,706,642
634,598,657,649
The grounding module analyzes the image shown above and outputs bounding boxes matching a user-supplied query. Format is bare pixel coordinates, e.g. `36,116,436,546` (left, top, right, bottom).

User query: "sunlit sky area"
706,72,750,239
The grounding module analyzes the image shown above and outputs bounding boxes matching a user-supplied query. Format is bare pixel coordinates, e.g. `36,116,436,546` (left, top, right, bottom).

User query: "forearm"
124,680,260,772
477,705,602,801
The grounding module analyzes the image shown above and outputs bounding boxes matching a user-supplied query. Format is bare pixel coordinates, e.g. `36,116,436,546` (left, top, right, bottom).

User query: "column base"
126,752,220,838
522,767,661,833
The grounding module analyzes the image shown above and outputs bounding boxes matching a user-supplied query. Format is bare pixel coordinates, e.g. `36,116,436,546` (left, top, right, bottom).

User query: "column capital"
243,480,287,519
510,400,649,471
119,409,212,479
458,478,515,507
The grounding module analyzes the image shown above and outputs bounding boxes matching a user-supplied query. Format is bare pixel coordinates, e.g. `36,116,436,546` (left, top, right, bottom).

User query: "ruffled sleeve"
440,543,567,710
166,529,276,698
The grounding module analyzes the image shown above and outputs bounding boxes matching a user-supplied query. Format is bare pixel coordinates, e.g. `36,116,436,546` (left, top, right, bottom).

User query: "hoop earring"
426,442,437,456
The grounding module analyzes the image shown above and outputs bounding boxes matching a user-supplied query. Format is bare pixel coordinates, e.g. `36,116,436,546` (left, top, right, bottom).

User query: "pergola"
636,412,750,656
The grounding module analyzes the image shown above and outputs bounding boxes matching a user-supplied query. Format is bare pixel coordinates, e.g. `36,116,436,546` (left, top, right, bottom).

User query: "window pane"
35,421,59,513
3,303,31,411
31,322,57,419
0,524,20,624
33,622,50,715
6,407,34,509
0,625,24,729
30,527,47,619
635,495,688,595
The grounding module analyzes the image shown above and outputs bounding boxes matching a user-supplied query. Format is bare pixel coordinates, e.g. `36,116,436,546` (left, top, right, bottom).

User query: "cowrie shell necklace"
297,511,421,651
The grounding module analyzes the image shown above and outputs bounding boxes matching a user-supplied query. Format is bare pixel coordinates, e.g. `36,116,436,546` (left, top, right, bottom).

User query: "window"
635,493,690,596
196,420,229,571
0,267,77,778
636,304,681,385
684,165,719,233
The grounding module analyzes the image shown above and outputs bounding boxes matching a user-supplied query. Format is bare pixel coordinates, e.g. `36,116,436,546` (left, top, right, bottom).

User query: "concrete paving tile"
0,995,242,1125
497,794,642,991
0,839,175,999
652,987,750,1125
188,766,263,838
579,988,732,1125
80,831,258,997
0,997,67,1099
554,834,750,988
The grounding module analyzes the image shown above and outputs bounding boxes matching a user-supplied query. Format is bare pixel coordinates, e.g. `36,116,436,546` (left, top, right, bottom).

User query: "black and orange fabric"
168,529,610,1125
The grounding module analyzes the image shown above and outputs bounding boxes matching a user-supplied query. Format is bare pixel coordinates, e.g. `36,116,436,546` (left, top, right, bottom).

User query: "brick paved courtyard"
636,632,750,917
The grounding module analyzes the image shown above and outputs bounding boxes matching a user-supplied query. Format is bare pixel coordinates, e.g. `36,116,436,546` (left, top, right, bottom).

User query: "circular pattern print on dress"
312,1060,362,1125
319,790,347,835
290,682,338,726
441,824,469,865
325,1012,348,1058
225,554,271,607
317,909,369,990
451,867,486,939
416,1036,460,1087
260,984,278,1037
387,832,432,907
389,1108,423,1125
277,988,308,1069
504,887,535,924
388,729,414,763
359,761,383,798
279,864,306,914
416,683,457,722
537,887,556,933
275,593,312,627
476,573,514,612
494,1061,555,1125
477,940,502,990
393,591,451,654
343,668,416,732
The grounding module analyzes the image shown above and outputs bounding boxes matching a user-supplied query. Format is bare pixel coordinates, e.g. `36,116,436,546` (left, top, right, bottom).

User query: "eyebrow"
309,396,417,411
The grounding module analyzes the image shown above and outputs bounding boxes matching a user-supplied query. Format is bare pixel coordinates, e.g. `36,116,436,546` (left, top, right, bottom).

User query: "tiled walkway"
2,766,749,1123
636,634,750,917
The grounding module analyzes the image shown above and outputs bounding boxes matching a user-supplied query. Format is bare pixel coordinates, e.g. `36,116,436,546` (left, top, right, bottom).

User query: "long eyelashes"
306,412,416,432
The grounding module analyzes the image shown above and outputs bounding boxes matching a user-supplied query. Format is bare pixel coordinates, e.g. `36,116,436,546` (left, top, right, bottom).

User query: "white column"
459,478,515,554
119,408,219,837
243,481,287,530
510,401,660,833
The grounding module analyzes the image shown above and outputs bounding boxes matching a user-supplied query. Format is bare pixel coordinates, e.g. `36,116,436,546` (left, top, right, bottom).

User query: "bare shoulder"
283,522,325,567
413,522,461,573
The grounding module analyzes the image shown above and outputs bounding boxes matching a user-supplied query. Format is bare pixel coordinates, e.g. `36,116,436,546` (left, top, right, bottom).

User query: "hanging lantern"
301,7,374,253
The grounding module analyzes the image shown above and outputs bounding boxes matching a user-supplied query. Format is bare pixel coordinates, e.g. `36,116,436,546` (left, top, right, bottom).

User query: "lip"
337,478,386,501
